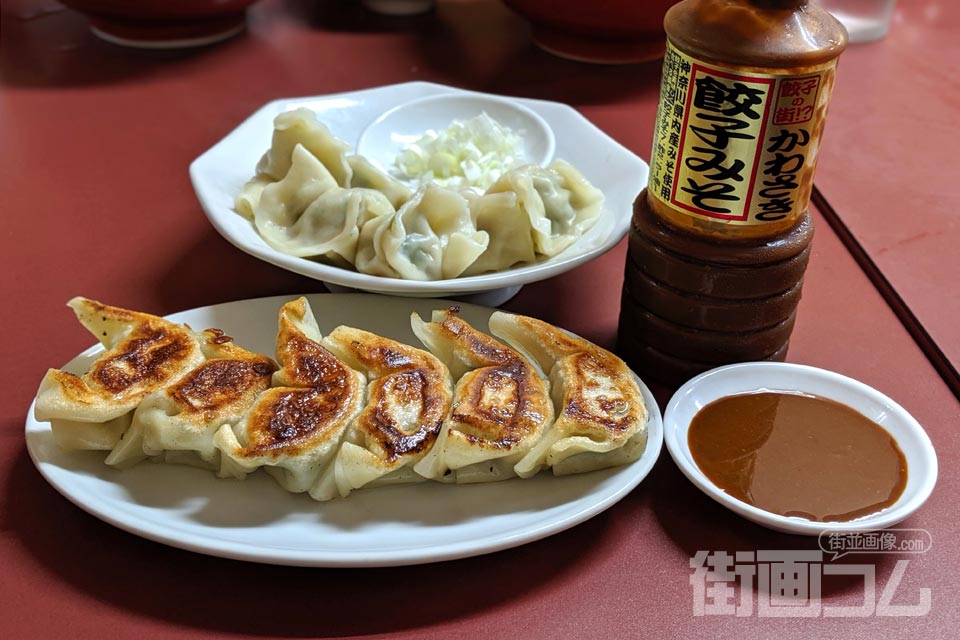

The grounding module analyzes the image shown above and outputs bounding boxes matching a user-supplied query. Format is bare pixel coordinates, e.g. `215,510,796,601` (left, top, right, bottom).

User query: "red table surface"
1,1,957,639
814,0,960,391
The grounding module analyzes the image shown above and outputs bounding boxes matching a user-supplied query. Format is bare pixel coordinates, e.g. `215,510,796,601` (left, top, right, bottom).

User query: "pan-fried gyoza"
34,298,649,502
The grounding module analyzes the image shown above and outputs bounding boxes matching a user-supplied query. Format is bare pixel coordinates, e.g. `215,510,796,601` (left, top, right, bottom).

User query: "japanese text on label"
649,42,830,226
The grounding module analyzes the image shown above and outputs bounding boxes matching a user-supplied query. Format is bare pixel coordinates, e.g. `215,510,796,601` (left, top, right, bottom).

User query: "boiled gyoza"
34,298,205,451
355,184,489,281
255,108,353,187
462,190,537,276
252,144,395,265
311,326,454,500
488,311,648,477
270,187,395,265
236,109,607,280
237,108,352,221
104,329,277,469
254,144,339,234
214,298,365,494
411,308,554,483
234,174,272,221
346,155,411,209
487,160,604,258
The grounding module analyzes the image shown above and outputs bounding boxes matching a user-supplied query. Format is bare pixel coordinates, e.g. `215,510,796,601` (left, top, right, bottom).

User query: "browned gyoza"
34,297,649,500
214,297,366,494
105,328,277,469
34,297,206,451
488,311,648,477
311,326,454,500
411,308,554,483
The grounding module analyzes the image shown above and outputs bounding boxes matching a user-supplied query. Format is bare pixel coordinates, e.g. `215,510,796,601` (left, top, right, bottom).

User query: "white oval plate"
663,362,938,536
356,92,556,178
25,294,663,567
189,82,649,302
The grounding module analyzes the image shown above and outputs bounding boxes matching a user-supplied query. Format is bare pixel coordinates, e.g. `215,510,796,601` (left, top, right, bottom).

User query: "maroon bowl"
59,0,260,48
502,0,680,63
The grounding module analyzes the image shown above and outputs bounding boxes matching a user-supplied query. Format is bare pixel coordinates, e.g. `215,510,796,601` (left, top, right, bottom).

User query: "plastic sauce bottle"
618,0,847,385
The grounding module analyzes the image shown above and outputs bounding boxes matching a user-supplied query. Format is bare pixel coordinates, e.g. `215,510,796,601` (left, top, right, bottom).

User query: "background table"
1,1,957,638
813,0,960,398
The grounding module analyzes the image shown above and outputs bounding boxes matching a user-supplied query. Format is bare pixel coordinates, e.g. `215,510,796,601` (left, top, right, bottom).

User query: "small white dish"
663,362,938,536
26,293,664,567
89,23,245,50
356,92,556,178
189,82,648,305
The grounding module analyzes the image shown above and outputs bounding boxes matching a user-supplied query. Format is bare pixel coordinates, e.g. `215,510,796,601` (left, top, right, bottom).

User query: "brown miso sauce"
688,392,907,522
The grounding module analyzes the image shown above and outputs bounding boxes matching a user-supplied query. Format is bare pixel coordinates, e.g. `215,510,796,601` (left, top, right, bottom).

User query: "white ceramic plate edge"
662,362,938,535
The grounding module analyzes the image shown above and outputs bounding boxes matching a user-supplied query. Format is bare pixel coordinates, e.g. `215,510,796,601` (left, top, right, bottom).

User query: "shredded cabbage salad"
392,112,524,191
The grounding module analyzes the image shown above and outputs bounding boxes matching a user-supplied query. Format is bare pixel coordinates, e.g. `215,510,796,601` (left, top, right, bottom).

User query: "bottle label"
648,41,836,225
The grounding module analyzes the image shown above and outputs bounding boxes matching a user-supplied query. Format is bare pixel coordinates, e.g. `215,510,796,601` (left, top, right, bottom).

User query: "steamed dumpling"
487,160,604,257
462,191,537,275
265,187,395,265
34,298,205,451
105,329,277,469
410,308,554,483
234,174,272,220
254,144,339,235
255,108,353,187
254,144,396,265
488,311,647,477
236,109,606,280
346,155,411,210
355,184,489,281
213,298,365,494
311,326,454,500
352,213,398,278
